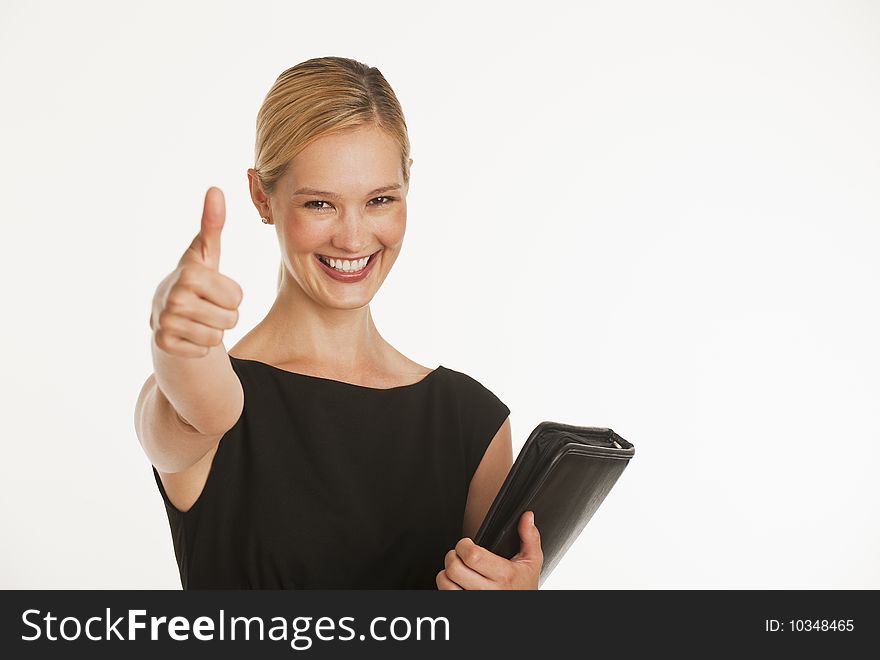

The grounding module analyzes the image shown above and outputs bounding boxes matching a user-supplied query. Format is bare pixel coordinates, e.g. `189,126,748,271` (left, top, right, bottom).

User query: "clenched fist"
150,187,244,358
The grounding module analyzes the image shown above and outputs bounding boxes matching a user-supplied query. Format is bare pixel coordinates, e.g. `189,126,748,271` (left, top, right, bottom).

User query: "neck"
250,274,388,370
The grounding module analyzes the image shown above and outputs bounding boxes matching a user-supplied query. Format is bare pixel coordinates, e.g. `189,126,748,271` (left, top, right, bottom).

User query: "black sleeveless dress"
151,354,510,589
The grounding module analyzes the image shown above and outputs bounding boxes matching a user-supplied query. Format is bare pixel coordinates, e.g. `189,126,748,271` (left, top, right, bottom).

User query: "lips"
314,249,380,282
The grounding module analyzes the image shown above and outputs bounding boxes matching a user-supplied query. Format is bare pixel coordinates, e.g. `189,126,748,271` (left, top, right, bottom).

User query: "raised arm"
134,187,244,474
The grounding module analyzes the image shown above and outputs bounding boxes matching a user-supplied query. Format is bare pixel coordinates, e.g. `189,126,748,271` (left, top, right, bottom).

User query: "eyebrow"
292,184,401,199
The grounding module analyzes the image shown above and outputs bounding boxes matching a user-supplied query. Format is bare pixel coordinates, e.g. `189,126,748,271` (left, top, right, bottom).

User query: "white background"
1,0,877,589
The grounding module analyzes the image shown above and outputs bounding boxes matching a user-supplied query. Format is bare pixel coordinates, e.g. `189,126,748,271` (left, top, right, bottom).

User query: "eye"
303,200,333,212
370,195,396,206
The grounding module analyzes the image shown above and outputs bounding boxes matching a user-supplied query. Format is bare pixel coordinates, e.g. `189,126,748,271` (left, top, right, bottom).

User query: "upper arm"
461,416,513,540
133,372,228,474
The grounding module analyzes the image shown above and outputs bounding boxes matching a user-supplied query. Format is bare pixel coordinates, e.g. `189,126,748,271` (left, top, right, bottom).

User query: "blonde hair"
252,56,412,291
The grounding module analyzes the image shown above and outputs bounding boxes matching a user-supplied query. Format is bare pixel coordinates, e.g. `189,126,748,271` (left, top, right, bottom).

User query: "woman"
134,56,543,589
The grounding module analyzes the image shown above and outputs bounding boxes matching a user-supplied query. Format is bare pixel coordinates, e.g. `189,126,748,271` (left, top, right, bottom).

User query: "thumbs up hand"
150,187,245,358
436,511,544,590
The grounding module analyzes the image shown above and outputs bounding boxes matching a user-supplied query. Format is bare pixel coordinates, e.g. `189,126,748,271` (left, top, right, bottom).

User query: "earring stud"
261,216,270,224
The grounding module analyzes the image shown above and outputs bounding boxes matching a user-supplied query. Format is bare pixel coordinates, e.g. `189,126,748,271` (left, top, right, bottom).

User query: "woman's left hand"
436,510,543,590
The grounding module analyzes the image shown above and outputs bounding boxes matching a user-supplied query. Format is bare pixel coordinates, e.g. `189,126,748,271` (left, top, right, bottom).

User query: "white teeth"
319,254,370,272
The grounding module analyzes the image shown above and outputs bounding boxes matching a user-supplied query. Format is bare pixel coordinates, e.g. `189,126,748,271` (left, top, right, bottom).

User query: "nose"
331,208,372,255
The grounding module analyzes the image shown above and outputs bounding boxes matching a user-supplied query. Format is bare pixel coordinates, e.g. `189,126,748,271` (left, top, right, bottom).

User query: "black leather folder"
473,421,635,586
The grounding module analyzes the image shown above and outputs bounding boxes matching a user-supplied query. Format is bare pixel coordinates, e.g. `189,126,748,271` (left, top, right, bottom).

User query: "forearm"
150,333,241,435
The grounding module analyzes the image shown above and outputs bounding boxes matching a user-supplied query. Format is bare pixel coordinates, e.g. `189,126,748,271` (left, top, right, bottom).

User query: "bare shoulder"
380,343,435,380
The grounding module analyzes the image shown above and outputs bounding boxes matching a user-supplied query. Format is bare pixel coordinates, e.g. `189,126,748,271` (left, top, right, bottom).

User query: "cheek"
376,209,407,245
281,216,326,251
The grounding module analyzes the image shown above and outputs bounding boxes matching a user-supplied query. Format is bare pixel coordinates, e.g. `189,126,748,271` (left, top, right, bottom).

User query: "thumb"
183,187,226,270
514,510,542,562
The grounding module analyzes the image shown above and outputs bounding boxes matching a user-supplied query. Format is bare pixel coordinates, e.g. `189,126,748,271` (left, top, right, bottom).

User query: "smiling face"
249,123,412,309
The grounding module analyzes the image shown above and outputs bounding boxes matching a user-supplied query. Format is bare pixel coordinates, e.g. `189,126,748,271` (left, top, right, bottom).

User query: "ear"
247,168,270,219
406,158,414,190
